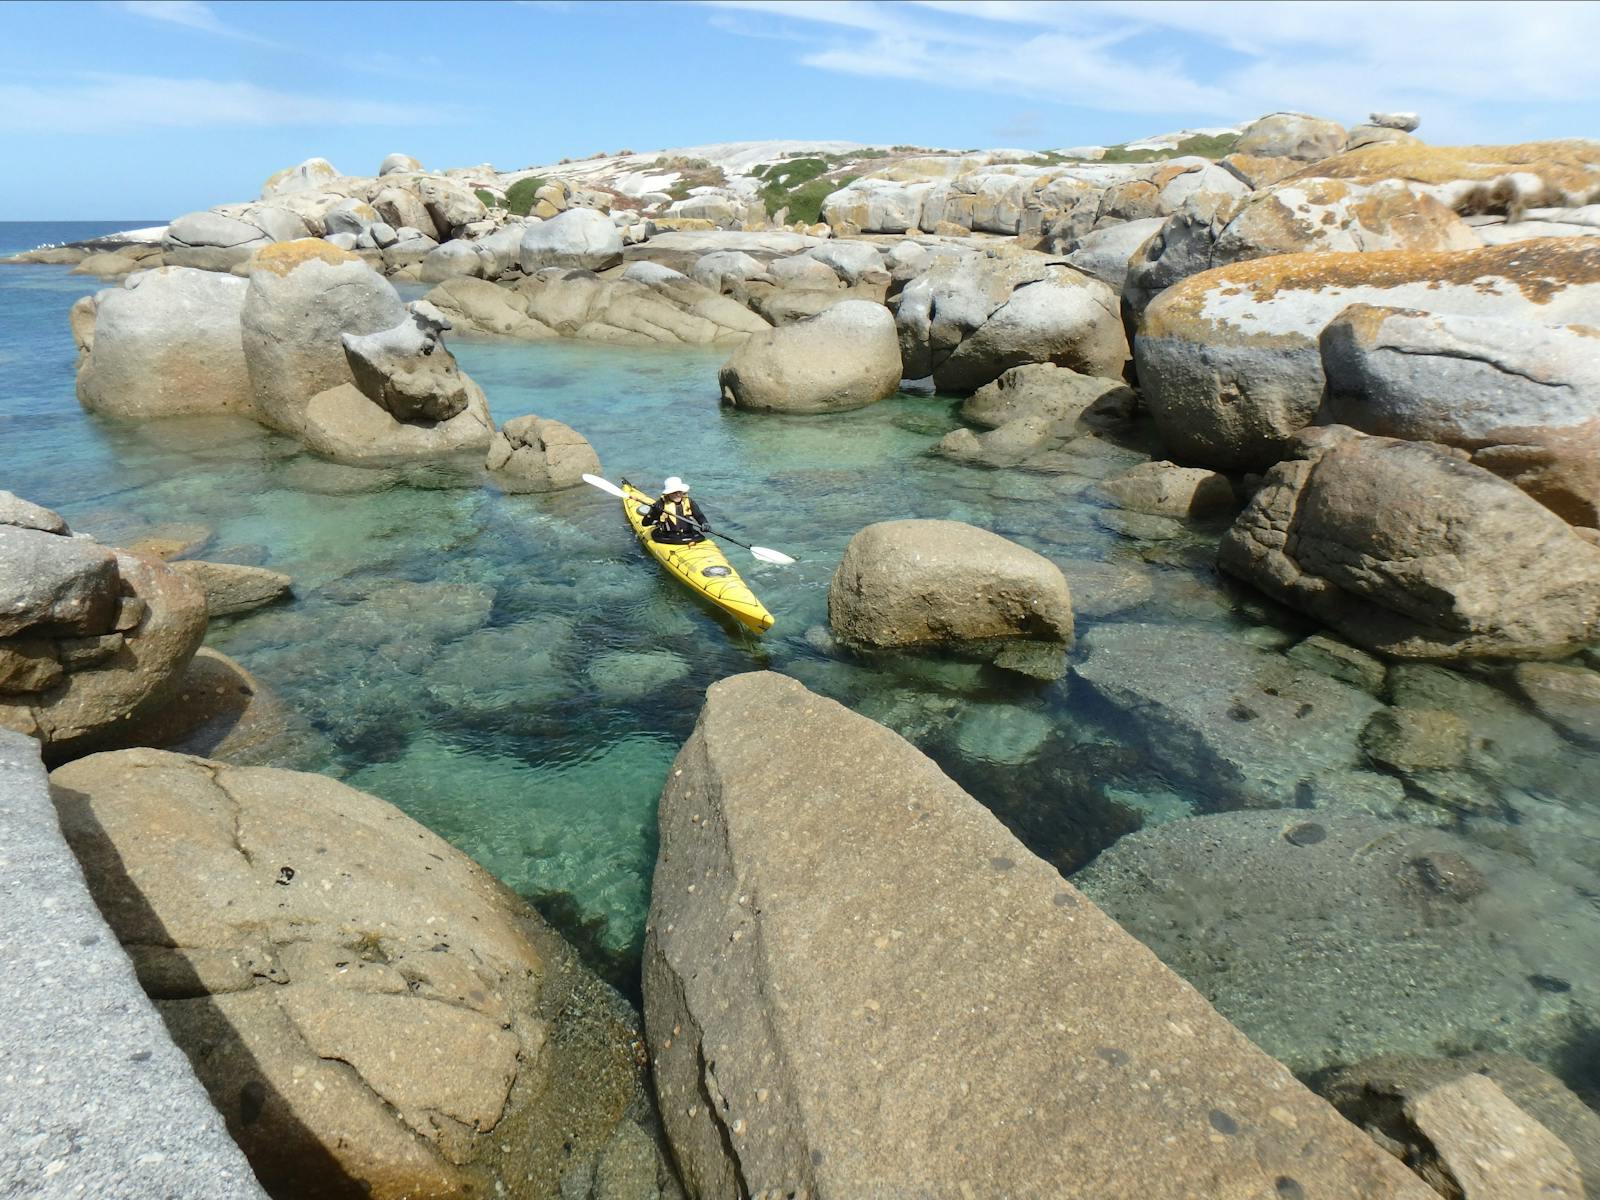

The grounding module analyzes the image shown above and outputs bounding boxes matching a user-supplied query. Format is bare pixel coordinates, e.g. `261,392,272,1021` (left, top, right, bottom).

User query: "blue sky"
3,0,1597,220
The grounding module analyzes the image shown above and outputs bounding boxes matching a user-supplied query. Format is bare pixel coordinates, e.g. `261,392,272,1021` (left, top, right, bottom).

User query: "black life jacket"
648,495,705,543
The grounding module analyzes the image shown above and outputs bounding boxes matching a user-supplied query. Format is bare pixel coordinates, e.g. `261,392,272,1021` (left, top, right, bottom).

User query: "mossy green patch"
756,157,857,223
505,177,547,217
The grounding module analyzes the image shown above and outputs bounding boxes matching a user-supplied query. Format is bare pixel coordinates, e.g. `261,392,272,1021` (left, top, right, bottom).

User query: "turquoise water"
6,224,1600,1098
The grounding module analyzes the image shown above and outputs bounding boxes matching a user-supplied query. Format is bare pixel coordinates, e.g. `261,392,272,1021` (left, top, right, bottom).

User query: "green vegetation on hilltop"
751,157,858,223
1088,132,1241,164
474,188,499,209
504,176,547,216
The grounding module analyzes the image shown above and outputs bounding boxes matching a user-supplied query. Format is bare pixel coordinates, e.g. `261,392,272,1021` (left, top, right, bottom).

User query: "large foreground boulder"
75,268,253,418
898,254,1128,392
1219,429,1600,659
484,414,600,492
1137,240,1600,468
1,501,208,760
644,672,1432,1199
51,749,674,1200
717,300,900,413
1321,304,1600,525
828,519,1073,648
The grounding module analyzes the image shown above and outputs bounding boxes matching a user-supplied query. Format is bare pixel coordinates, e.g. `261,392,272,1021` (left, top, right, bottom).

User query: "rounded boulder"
484,414,601,492
48,748,670,1200
518,208,624,273
828,519,1074,648
718,299,900,414
75,267,253,419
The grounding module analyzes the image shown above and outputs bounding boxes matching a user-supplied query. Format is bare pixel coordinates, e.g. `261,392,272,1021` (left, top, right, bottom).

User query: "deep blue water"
6,221,1600,1093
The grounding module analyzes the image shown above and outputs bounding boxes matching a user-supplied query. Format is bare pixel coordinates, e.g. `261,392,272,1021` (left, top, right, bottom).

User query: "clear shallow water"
6,223,1600,1096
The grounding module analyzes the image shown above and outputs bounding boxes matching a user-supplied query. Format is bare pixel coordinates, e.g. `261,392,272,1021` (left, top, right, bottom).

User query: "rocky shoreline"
5,107,1600,1198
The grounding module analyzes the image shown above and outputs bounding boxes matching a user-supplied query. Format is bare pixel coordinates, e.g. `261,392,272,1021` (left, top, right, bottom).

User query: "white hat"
663,476,688,494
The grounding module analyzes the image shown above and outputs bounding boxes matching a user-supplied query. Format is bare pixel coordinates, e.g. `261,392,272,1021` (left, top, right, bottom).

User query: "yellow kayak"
620,481,775,634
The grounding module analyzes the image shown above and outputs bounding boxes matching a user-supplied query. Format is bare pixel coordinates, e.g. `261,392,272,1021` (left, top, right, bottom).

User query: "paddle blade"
749,545,797,566
580,473,627,499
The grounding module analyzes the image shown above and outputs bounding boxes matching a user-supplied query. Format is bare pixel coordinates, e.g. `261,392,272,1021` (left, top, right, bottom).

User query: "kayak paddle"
580,473,798,565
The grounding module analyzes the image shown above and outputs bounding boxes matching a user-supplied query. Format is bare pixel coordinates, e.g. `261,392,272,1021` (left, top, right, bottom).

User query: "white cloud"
0,73,441,134
697,0,1600,137
117,0,229,32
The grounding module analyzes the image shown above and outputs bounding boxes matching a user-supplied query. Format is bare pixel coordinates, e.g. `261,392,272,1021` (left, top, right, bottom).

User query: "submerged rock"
50,748,672,1200
1076,808,1600,1078
1219,430,1600,659
644,672,1432,1199
1072,622,1382,807
484,414,601,492
588,649,690,700
1284,633,1387,695
717,299,900,413
1513,662,1600,746
829,519,1074,649
1096,460,1236,519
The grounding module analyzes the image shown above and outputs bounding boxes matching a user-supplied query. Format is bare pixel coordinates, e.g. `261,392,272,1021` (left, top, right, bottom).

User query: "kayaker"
644,477,710,545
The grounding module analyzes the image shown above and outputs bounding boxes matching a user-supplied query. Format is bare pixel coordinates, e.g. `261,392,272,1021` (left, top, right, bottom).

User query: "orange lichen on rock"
251,238,362,277
1150,239,1600,324
1290,140,1600,200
